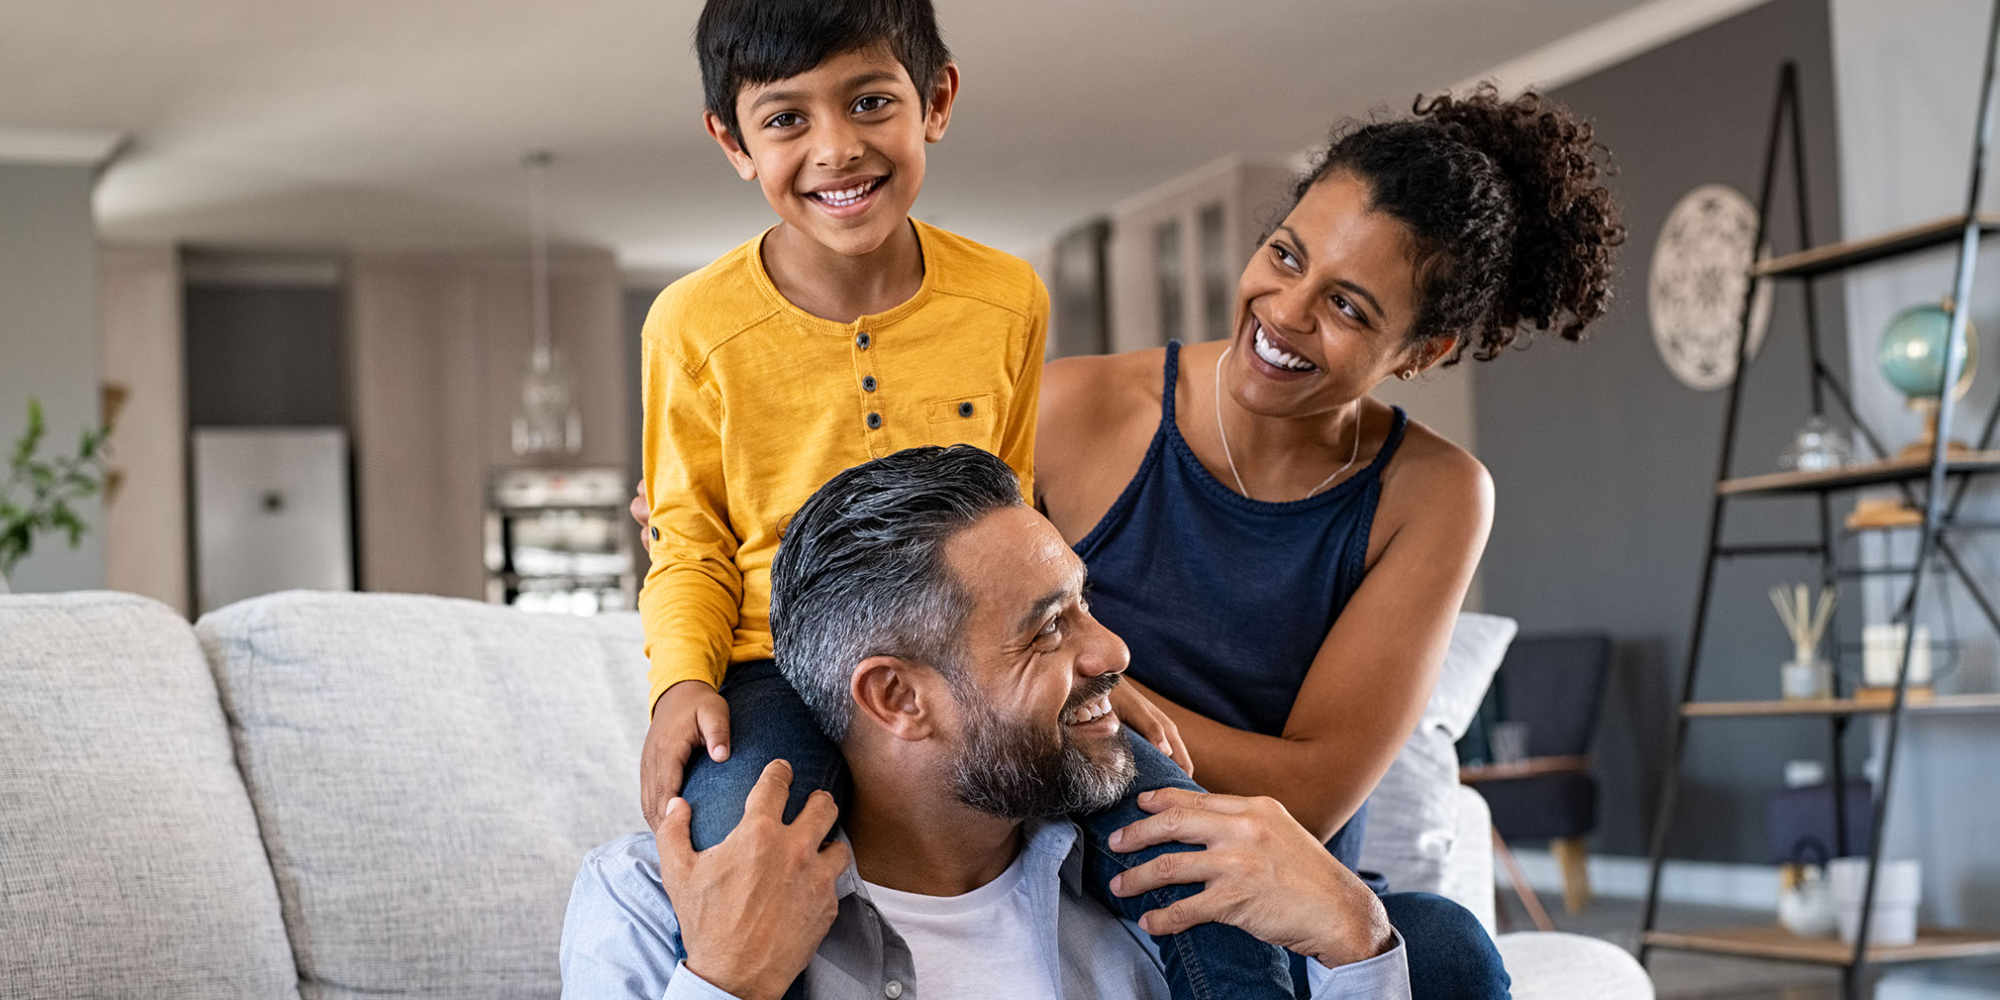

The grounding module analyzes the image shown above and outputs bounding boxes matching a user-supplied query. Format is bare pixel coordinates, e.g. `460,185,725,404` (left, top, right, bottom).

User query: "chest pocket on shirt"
925,392,999,447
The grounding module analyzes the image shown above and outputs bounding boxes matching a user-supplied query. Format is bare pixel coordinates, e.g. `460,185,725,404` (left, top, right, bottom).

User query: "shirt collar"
832,817,1086,901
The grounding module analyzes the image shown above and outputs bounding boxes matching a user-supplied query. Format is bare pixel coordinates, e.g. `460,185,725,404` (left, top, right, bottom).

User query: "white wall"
1831,0,2000,989
0,163,104,592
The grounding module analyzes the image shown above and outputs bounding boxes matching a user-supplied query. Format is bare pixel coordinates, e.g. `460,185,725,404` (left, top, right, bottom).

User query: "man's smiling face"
932,506,1136,817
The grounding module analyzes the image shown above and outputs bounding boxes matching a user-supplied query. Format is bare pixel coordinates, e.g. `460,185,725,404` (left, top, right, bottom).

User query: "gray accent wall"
1471,0,1854,861
0,163,104,592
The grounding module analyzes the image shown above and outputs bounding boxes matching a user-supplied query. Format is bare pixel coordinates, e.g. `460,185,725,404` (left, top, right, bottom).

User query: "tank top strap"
1366,405,1410,476
1160,340,1183,426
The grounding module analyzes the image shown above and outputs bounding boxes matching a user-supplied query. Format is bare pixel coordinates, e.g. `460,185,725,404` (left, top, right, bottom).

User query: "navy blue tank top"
1073,341,1406,867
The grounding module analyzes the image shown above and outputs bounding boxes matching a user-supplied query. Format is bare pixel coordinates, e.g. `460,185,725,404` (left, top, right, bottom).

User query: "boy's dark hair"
696,0,952,146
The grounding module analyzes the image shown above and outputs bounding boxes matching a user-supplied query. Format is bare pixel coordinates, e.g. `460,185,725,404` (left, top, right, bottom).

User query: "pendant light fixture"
511,149,583,456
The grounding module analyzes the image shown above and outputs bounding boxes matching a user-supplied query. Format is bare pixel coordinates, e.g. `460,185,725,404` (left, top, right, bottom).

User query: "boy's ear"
850,654,939,742
703,111,759,181
922,63,961,144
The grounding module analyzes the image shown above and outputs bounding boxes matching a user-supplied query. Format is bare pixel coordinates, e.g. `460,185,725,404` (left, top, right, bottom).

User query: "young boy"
638,0,1042,836
637,1,1295,996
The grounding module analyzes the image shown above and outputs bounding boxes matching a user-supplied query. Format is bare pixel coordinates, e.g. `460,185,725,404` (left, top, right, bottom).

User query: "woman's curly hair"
1293,84,1625,363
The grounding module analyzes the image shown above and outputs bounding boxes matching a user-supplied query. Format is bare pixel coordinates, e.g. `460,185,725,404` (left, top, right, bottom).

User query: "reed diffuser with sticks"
1772,583,1836,700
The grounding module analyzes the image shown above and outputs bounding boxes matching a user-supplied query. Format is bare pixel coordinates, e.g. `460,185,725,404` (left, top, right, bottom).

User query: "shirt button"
649,526,660,541
856,331,871,350
866,412,882,430
862,375,877,392
884,982,904,999
958,401,974,417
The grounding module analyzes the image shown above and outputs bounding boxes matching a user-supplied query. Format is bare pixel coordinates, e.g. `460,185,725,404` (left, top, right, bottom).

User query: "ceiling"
1,0,1664,274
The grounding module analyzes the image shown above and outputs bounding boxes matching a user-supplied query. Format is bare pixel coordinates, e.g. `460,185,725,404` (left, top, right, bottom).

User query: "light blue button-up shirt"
560,819,1411,1000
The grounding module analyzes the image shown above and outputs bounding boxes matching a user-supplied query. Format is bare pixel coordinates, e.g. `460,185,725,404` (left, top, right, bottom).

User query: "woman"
1042,86,1623,997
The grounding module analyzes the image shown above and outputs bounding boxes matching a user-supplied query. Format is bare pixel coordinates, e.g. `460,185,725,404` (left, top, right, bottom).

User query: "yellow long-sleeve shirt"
639,220,1048,711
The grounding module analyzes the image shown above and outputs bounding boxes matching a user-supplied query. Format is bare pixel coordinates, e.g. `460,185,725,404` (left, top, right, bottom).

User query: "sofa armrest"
1442,783,1498,935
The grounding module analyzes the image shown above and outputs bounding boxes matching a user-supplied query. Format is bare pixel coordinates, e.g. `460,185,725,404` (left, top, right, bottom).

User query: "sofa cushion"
197,592,651,1000
1494,931,1655,999
0,592,300,1000
1358,612,1517,896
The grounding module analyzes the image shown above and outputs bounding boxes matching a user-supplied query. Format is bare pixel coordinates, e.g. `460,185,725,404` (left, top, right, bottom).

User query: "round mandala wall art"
1648,183,1775,391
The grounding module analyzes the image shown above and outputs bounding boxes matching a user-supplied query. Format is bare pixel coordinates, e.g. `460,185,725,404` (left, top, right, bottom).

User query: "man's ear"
922,63,961,144
703,111,758,181
850,655,938,742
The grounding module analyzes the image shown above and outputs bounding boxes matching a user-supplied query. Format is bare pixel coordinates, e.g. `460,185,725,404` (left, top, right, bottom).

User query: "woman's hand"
641,680,733,828
1108,680,1193,777
1107,787,1395,969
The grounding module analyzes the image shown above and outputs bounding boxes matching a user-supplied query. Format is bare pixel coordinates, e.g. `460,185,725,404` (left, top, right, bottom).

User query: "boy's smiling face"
707,43,958,259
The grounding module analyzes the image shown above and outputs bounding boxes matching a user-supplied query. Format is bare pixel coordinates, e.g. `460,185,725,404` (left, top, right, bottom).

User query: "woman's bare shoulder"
1041,347,1168,432
1382,414,1493,511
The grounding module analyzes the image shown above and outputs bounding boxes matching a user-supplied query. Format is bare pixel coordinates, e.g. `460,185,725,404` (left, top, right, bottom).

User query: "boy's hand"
642,680,733,827
1108,680,1194,778
630,480,650,546
655,760,847,1000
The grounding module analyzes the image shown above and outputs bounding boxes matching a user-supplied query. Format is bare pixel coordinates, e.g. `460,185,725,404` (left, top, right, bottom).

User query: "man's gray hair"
768,445,1025,741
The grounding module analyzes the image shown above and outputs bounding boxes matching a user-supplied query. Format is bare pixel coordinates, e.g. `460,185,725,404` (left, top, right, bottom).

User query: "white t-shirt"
862,851,1066,1000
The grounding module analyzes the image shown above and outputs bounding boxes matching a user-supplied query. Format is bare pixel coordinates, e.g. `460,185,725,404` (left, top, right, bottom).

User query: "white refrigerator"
191,427,354,615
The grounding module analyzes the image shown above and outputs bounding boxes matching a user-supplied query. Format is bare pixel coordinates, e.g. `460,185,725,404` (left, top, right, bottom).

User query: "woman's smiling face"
1226,171,1437,418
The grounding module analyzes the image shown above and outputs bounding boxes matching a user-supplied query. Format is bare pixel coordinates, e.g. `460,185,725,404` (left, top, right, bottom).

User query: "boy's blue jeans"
682,661,1509,1000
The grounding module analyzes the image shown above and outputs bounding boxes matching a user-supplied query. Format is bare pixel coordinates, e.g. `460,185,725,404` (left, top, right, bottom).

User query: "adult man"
562,446,1410,999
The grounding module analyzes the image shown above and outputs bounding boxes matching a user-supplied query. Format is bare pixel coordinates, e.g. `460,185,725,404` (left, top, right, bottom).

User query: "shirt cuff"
665,959,747,1000
1305,929,1412,1000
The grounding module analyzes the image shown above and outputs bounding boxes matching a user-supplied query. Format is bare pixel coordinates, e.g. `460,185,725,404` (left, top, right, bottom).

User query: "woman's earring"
1397,368,1417,381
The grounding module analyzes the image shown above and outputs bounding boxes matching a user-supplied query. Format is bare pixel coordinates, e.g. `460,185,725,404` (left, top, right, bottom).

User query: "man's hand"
656,760,848,1000
1107,788,1394,968
1107,680,1193,777
642,680,733,828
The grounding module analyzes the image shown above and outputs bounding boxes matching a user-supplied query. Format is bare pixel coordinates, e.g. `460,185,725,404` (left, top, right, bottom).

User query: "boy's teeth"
1254,325,1316,372
813,178,879,207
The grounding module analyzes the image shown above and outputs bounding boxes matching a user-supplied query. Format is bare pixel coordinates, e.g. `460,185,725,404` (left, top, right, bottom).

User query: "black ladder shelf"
1638,5,2000,998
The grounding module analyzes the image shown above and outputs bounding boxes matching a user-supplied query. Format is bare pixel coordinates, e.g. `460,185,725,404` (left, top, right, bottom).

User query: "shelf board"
1683,693,2000,718
1459,755,1588,783
1644,926,2000,966
1718,452,2000,496
1753,213,2000,278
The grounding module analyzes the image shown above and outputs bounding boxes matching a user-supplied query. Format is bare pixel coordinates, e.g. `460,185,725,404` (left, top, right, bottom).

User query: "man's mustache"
1062,673,1123,716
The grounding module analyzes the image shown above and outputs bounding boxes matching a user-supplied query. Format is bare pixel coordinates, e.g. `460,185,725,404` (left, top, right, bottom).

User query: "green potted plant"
1,398,111,594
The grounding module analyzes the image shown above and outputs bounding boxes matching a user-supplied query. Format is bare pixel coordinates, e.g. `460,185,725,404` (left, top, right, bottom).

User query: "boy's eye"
852,95,892,115
1269,243,1300,271
764,111,804,129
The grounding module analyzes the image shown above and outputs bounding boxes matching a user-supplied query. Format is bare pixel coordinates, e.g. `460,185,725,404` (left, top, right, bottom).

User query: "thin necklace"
1213,346,1361,501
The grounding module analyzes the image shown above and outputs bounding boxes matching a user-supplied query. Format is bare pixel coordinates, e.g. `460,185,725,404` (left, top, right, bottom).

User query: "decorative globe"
1878,303,1977,401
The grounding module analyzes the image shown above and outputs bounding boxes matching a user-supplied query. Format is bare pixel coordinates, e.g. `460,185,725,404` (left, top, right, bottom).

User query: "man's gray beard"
945,687,1137,819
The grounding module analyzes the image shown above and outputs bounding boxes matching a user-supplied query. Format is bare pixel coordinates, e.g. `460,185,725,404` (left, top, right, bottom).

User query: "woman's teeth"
1063,694,1114,725
1254,324,1317,372
811,178,882,207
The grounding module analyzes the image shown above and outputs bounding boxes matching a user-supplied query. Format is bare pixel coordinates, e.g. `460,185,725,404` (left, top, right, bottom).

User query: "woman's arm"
1126,443,1493,842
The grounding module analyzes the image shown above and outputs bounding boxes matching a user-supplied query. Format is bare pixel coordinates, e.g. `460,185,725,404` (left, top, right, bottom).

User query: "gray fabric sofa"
1,590,1650,999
